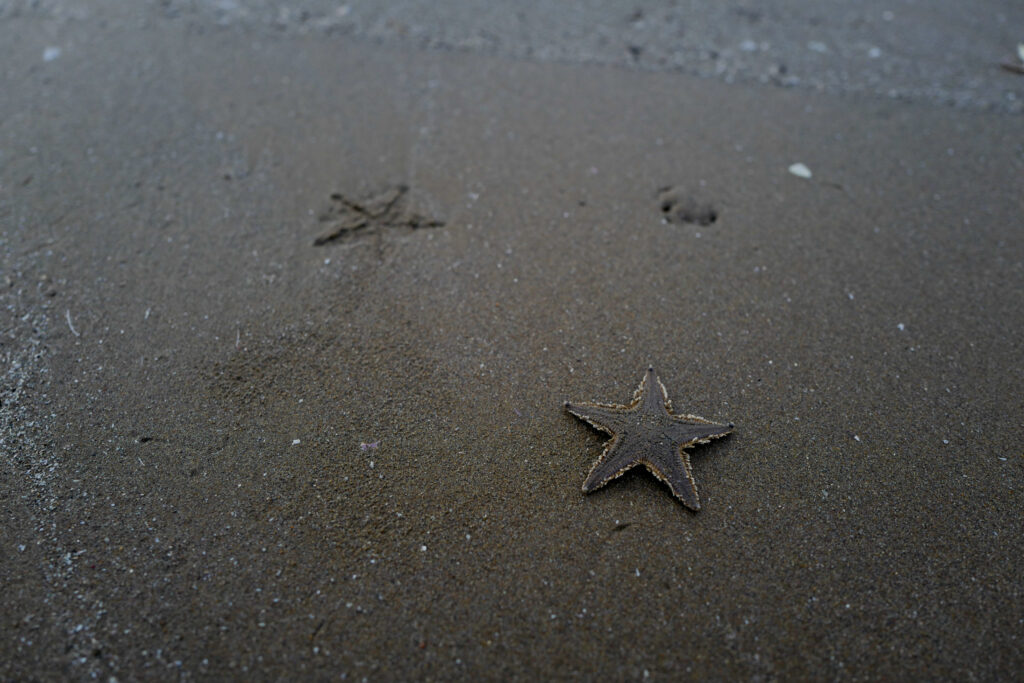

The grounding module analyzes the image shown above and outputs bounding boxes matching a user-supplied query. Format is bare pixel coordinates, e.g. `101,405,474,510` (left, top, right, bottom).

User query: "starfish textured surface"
565,366,734,510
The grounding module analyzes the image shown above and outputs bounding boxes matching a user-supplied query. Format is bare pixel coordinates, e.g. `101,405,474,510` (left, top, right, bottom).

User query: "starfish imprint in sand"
565,366,734,511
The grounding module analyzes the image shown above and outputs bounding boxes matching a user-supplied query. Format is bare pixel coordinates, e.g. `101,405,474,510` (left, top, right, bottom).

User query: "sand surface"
2,2,1023,680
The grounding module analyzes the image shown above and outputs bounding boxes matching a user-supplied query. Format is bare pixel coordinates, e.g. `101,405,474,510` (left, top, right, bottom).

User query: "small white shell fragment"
292,439,301,445
43,46,62,62
788,163,813,179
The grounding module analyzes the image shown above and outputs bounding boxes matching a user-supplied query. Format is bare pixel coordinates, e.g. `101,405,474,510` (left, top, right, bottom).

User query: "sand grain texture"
1,3,1023,680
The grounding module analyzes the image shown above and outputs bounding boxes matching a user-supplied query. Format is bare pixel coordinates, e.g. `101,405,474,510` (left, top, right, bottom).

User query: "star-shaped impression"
565,366,734,510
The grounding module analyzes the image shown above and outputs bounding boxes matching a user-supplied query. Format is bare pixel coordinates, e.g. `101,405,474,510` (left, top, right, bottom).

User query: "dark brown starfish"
565,366,734,510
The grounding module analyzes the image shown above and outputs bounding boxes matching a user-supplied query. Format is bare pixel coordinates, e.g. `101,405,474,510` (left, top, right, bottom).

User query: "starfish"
564,366,734,510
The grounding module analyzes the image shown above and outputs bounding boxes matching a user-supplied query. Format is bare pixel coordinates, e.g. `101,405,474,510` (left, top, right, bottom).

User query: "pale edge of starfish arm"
562,401,633,434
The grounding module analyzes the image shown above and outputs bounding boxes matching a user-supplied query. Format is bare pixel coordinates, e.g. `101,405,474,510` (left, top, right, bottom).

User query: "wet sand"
2,3,1023,680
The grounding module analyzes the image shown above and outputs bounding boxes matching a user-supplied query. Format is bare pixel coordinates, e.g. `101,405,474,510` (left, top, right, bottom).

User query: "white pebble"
788,163,812,179
43,46,62,62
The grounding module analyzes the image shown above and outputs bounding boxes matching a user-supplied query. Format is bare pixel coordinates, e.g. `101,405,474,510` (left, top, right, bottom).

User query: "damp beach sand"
2,2,1023,679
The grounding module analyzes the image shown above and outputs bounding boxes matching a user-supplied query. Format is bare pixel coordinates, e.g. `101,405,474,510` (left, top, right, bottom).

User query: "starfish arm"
643,447,702,511
564,401,632,434
635,366,671,416
666,419,734,446
581,437,641,493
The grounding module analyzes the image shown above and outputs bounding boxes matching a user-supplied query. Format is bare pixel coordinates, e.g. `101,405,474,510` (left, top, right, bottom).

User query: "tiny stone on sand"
788,162,812,179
